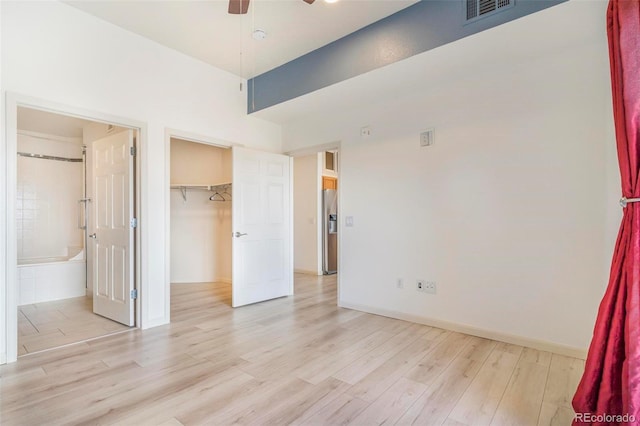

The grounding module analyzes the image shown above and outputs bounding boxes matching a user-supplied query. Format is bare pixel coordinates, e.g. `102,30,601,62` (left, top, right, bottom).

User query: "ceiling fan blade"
303,0,315,3
228,0,250,14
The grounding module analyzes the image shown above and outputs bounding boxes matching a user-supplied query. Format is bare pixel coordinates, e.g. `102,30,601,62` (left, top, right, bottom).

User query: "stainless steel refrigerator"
323,189,338,275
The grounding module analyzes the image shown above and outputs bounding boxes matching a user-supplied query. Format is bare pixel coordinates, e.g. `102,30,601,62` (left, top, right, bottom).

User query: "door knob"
89,233,97,239
234,232,248,238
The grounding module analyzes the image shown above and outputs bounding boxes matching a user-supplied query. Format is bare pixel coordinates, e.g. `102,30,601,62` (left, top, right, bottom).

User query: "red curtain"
573,0,640,424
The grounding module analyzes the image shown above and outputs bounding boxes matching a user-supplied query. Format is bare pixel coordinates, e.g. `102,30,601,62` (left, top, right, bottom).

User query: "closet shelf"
170,183,231,202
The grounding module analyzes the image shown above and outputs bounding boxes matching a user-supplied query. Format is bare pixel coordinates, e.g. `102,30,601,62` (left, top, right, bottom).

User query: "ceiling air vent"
466,0,513,22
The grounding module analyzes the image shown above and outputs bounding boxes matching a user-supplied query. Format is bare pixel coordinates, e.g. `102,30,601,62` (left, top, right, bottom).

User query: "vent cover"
466,0,513,22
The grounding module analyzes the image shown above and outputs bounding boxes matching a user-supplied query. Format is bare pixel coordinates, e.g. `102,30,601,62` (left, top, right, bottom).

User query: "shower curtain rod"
17,152,83,163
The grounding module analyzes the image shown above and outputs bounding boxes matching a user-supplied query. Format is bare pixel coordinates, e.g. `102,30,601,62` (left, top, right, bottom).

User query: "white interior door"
88,130,135,326
232,146,292,307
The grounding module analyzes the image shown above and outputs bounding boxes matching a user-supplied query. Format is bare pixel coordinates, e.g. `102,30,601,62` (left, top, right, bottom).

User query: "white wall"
1,0,282,361
170,138,232,283
282,3,616,353
171,138,229,185
16,132,84,260
0,0,6,364
293,154,320,274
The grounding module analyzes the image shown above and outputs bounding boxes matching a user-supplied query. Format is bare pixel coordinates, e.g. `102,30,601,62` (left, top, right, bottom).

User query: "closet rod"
170,183,232,202
18,152,83,163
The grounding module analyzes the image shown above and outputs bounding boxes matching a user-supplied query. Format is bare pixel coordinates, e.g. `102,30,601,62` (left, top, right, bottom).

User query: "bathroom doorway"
15,107,137,356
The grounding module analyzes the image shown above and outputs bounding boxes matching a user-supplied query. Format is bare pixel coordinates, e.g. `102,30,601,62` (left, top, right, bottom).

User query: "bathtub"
18,247,86,305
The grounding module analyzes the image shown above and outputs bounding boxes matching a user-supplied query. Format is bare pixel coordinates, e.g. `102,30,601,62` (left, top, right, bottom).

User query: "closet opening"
15,106,138,356
169,138,233,308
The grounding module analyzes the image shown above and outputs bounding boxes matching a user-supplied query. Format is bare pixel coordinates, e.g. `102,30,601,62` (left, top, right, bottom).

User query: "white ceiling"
17,107,92,139
64,0,418,78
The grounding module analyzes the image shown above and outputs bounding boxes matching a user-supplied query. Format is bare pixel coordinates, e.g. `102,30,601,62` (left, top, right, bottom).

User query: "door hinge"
130,289,138,299
130,146,136,156
130,218,138,228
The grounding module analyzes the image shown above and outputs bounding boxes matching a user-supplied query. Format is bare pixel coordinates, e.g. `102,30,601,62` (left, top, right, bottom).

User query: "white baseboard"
142,316,169,330
294,269,321,276
339,301,587,360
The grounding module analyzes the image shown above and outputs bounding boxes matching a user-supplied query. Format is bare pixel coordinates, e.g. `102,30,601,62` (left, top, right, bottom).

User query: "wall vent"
465,0,513,22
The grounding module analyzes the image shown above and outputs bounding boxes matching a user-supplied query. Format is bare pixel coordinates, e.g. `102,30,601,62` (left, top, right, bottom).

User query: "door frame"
2,93,145,364
285,142,342,300
163,129,236,322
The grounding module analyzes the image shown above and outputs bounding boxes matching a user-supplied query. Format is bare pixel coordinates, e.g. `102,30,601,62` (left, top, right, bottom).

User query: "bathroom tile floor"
18,296,132,355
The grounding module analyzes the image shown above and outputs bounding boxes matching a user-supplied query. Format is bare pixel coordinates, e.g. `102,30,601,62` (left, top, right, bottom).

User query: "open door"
88,129,135,326
232,146,292,307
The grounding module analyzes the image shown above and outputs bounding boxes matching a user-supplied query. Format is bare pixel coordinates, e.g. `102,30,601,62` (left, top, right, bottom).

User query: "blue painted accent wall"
247,0,567,113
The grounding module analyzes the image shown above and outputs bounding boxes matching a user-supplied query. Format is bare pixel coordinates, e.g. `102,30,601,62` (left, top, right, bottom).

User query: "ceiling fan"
228,0,315,14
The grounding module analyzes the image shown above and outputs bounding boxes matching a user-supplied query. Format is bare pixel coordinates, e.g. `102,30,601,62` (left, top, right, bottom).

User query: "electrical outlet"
396,278,404,289
420,128,435,147
425,281,437,294
417,280,437,294
361,126,371,138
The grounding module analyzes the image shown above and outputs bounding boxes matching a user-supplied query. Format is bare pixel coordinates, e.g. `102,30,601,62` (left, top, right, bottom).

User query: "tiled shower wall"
17,133,84,260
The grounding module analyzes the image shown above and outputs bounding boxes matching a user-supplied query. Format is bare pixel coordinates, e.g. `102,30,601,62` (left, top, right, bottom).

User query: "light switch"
345,216,354,227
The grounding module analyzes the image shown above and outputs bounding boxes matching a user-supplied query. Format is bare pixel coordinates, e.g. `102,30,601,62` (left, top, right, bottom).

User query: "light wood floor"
18,296,131,355
1,274,583,425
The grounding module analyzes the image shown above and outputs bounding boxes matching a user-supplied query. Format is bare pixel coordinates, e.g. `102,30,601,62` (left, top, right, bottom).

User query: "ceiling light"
324,0,339,3
252,29,267,41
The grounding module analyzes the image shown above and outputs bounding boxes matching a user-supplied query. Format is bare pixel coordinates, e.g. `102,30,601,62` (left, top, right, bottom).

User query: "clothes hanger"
209,191,225,201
